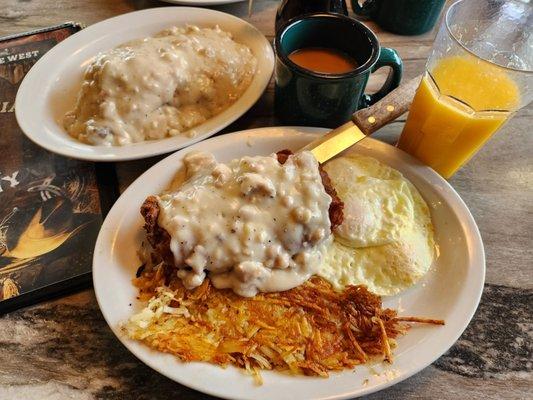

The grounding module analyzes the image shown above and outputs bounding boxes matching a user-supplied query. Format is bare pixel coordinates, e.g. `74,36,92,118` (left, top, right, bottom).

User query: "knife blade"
301,75,422,164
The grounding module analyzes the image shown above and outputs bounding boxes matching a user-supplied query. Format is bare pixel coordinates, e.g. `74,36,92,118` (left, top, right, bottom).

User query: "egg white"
318,154,436,295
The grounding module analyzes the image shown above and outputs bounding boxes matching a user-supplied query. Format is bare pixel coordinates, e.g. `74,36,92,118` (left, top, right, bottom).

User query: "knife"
302,75,422,163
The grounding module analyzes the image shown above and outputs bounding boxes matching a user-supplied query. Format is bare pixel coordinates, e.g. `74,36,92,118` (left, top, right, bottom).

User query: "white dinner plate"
160,0,246,5
93,127,485,400
15,7,274,162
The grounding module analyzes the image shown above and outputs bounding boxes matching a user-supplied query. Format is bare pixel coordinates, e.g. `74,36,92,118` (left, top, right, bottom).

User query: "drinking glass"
398,0,532,179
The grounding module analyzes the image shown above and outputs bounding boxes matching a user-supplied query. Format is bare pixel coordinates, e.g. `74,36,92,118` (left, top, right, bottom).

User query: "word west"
0,50,40,64
0,171,20,193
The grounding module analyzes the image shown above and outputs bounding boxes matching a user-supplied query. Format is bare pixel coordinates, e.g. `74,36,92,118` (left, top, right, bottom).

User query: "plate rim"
14,7,274,162
93,126,486,399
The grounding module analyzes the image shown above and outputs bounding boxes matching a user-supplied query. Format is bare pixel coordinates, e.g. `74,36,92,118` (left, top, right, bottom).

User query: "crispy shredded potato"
123,262,444,382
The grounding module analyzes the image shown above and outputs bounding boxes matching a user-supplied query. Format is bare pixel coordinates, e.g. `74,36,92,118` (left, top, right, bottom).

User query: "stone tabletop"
0,0,531,399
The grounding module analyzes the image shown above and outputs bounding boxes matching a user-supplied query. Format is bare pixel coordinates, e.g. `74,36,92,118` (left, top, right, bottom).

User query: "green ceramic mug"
274,13,402,128
352,0,446,35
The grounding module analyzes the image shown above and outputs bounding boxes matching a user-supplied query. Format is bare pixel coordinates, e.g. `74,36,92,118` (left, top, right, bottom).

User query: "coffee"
274,13,403,127
288,47,358,74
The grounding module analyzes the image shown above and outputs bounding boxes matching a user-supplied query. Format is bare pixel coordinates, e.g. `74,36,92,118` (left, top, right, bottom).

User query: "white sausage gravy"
156,151,332,297
64,25,256,146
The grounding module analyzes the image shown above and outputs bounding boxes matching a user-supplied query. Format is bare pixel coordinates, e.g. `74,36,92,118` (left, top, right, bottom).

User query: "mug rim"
275,13,381,80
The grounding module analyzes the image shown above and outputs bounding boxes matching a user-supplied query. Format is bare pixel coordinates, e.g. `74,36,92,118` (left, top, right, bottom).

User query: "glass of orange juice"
398,0,532,179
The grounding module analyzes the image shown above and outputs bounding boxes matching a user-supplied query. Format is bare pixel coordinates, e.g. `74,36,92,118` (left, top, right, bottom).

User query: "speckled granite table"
0,0,532,399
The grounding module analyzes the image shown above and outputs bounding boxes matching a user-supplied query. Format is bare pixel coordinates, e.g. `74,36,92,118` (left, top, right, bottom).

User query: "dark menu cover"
0,24,118,313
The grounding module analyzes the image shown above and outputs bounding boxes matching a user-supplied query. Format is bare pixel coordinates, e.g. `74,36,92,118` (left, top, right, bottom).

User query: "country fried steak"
140,150,344,266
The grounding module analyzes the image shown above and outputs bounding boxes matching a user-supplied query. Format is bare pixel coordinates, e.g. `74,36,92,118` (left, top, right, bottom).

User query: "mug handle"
352,0,379,17
361,47,403,108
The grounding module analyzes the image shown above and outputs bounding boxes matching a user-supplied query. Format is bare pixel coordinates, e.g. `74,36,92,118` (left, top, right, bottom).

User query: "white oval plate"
15,7,274,162
93,127,485,400
161,0,246,5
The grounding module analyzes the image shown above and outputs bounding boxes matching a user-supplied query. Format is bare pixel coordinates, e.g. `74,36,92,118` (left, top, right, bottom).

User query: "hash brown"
124,262,443,382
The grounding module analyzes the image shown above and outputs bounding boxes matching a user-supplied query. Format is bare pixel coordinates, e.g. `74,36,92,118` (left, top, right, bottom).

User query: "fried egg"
318,154,436,295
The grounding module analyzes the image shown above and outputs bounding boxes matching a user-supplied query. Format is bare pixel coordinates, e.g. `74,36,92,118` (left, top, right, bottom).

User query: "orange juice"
398,55,520,178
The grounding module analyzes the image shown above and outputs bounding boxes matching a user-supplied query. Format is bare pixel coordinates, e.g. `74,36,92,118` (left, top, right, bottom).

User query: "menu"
0,24,118,313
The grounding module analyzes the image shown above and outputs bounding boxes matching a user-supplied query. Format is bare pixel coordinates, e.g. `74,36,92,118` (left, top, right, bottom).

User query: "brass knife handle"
352,75,422,136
